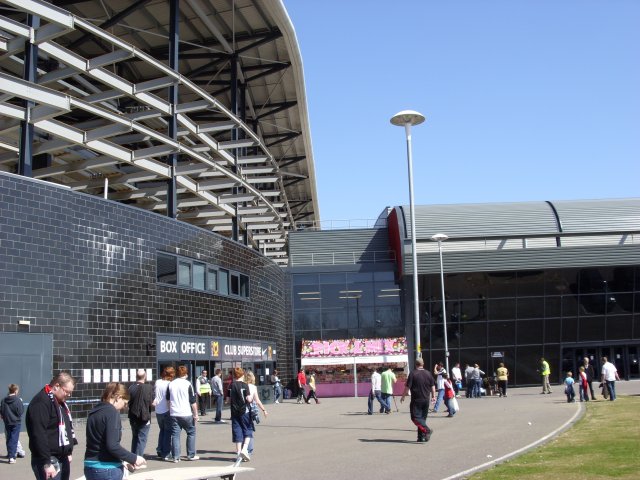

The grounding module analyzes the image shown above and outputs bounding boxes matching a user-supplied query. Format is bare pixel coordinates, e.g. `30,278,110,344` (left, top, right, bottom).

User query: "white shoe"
275,400,279,404
8,458,16,464
187,455,200,461
240,448,251,462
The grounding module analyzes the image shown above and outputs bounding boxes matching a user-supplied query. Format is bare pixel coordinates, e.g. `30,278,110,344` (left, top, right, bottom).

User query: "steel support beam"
67,0,151,50
18,14,39,177
166,0,179,219
230,52,240,242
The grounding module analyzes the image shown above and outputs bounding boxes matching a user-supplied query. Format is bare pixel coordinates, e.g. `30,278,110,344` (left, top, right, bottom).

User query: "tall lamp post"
390,110,425,359
431,233,449,373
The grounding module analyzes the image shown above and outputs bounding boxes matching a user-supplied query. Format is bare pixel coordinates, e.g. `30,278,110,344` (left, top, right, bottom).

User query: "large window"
291,269,402,341
157,252,249,299
422,266,640,385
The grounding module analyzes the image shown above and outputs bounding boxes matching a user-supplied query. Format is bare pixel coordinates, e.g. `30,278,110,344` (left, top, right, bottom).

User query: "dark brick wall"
0,172,291,414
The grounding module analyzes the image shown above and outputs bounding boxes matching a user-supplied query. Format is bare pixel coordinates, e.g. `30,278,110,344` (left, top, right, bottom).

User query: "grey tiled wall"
0,172,290,414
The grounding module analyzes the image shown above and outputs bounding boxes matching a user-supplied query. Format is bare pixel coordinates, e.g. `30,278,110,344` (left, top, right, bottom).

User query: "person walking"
229,368,253,462
211,369,225,422
539,357,552,394
451,362,463,398
195,370,212,416
167,365,199,462
582,357,597,400
26,372,77,480
442,373,456,417
600,356,620,401
367,368,384,415
578,366,590,402
432,362,447,412
272,370,282,404
128,369,154,457
305,372,320,404
496,363,509,397
84,383,146,480
471,364,485,398
400,357,436,442
1,383,24,464
153,366,174,461
380,366,397,414
296,368,307,404
245,371,268,458
464,363,475,398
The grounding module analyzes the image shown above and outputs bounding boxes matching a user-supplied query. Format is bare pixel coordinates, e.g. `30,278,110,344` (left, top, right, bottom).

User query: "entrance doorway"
562,344,640,381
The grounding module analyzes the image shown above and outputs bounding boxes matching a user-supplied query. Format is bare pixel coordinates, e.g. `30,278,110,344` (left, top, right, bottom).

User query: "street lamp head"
431,233,449,242
390,110,425,127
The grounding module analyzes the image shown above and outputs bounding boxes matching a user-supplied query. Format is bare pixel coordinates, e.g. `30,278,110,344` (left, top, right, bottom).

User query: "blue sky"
284,1,640,225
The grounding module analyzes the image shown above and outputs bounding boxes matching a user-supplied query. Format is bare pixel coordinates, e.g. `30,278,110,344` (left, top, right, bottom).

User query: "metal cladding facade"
392,199,640,275
288,199,640,387
388,198,640,386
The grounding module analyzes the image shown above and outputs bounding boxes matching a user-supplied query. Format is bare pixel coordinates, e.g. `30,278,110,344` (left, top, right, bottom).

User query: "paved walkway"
3,381,639,480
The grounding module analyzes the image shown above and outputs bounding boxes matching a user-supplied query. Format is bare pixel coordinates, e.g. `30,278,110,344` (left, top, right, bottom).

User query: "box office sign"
157,334,276,361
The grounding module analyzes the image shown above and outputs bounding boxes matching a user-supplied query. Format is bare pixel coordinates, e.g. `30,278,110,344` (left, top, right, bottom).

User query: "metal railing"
289,250,396,266
295,218,388,231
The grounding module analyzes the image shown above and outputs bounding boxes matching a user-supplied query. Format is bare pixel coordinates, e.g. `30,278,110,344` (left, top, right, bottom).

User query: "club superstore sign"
157,334,276,362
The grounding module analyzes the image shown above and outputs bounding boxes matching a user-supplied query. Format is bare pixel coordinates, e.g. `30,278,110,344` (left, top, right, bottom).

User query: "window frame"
156,251,249,299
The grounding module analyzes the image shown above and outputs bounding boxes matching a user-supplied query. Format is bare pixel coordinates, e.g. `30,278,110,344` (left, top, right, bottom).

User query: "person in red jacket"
578,366,590,402
296,368,307,404
443,373,457,417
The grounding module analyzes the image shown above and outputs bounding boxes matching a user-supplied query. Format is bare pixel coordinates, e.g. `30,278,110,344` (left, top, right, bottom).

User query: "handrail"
289,250,396,266
295,218,388,231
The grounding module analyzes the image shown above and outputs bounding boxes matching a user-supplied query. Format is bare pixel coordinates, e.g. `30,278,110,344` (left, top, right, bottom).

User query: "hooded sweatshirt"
84,401,137,465
1,394,24,425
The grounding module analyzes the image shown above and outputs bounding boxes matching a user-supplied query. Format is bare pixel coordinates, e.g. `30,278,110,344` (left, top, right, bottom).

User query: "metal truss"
0,0,315,265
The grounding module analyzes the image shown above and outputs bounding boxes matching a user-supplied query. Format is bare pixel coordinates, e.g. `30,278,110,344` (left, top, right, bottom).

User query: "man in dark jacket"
26,372,77,480
1,383,25,464
400,357,436,442
128,369,154,457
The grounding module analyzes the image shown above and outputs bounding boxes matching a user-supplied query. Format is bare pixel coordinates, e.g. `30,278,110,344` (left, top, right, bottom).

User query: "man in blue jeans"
380,366,396,414
432,362,446,412
167,366,200,462
367,368,384,415
600,357,620,401
211,369,225,423
128,369,154,457
1,383,24,464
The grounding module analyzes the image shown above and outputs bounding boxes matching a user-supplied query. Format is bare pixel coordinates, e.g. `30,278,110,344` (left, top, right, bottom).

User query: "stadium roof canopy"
0,0,319,265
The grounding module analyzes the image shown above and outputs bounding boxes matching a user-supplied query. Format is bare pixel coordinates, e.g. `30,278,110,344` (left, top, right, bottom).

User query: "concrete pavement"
3,380,639,480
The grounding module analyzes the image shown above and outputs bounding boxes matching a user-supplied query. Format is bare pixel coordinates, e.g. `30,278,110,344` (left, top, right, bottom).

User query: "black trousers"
198,392,210,414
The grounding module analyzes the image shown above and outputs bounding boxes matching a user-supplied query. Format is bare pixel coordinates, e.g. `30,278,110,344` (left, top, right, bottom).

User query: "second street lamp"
431,233,450,373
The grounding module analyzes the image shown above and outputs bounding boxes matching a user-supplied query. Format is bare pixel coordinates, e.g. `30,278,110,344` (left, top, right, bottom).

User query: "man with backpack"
128,369,155,457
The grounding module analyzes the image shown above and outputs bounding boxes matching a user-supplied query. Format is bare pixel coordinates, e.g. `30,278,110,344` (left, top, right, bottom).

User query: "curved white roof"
0,0,319,264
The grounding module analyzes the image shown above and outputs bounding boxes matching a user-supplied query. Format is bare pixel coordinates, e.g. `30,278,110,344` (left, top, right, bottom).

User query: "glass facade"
292,270,404,365
420,266,640,386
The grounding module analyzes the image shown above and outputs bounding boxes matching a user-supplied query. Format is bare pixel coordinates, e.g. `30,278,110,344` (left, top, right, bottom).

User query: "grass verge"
469,395,640,479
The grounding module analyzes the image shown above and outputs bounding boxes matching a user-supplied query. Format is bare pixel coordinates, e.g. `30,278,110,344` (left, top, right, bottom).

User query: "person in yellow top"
196,370,212,415
539,358,552,394
496,363,509,397
305,372,320,404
